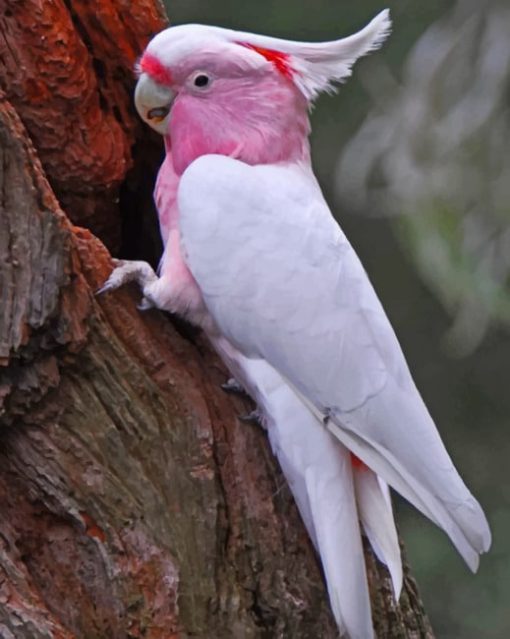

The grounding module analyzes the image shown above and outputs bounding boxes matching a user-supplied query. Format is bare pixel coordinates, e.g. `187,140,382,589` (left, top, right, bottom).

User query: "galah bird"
100,9,491,638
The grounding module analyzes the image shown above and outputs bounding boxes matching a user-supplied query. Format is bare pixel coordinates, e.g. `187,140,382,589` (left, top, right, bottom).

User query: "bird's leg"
238,409,263,427
221,378,262,426
221,378,246,395
97,259,159,309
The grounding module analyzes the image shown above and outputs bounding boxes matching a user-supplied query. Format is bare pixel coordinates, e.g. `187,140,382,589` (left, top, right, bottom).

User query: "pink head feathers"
135,11,391,173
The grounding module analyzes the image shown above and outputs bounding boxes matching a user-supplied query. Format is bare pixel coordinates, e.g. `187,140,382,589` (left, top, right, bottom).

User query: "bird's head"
135,10,391,175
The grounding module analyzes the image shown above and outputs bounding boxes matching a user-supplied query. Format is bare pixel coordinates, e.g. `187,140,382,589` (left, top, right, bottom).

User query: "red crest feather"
239,43,293,79
139,53,173,86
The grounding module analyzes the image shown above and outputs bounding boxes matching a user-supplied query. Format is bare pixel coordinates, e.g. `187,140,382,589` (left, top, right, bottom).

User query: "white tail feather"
256,365,374,637
212,338,379,638
353,468,403,599
305,458,373,639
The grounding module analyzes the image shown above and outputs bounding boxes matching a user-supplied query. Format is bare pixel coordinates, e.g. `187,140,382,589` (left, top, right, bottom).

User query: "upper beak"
134,73,175,135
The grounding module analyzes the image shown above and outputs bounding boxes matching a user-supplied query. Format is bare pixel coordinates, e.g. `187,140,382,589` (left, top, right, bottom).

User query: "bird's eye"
193,73,210,88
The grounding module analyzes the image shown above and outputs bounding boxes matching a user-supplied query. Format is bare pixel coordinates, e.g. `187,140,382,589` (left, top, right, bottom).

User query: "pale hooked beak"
134,73,175,135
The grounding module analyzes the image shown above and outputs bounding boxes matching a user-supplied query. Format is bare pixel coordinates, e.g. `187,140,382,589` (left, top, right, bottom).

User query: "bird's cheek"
164,132,172,152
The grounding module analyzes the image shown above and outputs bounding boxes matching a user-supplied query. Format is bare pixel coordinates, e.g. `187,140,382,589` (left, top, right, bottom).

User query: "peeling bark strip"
0,1,434,637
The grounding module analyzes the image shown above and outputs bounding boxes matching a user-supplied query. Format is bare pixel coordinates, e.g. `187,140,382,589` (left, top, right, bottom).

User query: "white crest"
146,11,391,101
229,9,392,100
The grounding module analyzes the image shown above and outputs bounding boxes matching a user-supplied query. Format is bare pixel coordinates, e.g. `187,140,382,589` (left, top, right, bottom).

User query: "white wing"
178,154,491,570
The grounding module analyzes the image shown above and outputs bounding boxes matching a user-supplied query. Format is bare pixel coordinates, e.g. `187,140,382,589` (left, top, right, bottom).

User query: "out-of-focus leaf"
337,0,510,353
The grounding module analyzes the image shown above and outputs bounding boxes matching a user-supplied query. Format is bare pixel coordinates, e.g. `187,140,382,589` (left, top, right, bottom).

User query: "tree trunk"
0,2,434,637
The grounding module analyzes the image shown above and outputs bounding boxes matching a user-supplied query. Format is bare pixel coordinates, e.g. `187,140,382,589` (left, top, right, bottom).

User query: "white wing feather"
178,154,491,571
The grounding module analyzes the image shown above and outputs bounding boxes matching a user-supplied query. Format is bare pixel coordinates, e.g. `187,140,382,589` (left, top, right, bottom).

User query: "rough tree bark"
0,2,434,637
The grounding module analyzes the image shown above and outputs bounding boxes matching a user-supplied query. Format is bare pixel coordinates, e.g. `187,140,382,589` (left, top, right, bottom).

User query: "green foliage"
338,0,510,353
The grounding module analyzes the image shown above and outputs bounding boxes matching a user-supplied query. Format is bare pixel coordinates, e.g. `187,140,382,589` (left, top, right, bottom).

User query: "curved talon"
238,410,263,426
96,283,112,296
96,259,158,298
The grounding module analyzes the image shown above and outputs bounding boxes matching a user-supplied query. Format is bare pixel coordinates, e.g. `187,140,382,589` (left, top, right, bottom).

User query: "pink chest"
154,152,180,245
154,151,205,317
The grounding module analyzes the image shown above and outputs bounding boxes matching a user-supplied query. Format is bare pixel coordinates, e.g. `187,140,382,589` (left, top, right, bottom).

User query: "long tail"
209,334,490,635
212,336,401,638
265,376,373,638
278,363,491,573
323,375,491,573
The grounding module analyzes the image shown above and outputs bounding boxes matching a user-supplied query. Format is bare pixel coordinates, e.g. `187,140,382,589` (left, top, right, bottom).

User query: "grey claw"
96,282,117,296
96,260,157,301
238,410,263,426
221,378,245,394
96,260,127,295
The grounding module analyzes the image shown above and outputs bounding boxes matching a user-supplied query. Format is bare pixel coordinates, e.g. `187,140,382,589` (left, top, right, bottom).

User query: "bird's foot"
97,259,159,309
238,409,263,427
221,378,246,395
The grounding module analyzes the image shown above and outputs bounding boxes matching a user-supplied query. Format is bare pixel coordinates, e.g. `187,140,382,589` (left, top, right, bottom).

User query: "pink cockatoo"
100,10,491,638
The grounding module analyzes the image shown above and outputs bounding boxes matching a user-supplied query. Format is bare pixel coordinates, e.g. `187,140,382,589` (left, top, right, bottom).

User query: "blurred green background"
163,1,509,636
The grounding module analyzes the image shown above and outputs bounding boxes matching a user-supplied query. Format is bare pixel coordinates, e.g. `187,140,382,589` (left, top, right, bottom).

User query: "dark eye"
193,74,210,88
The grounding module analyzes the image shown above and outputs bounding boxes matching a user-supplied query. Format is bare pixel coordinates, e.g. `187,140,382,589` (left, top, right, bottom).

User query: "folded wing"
178,154,491,571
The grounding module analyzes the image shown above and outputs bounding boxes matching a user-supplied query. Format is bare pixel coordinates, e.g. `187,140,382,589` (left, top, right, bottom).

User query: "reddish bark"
0,0,166,249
